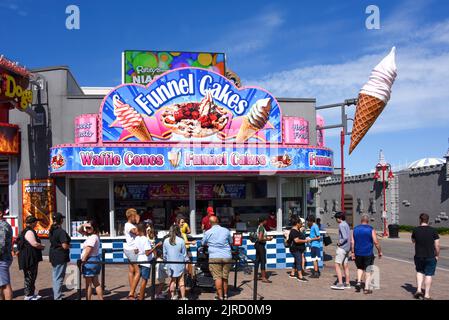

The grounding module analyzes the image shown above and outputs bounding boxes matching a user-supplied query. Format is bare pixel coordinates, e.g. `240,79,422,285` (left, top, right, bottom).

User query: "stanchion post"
101,250,106,292
150,258,157,300
234,260,238,290
253,261,258,300
77,259,82,300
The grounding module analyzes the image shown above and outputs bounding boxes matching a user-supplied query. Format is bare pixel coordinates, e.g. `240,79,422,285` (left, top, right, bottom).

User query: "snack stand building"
11,65,333,269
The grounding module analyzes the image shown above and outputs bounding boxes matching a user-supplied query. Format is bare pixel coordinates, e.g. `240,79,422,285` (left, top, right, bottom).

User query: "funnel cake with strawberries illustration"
161,91,230,138
113,95,152,141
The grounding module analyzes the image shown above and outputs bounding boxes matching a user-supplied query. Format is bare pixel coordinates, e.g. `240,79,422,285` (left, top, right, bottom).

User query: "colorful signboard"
74,114,98,144
123,51,225,85
49,145,333,174
0,124,20,155
22,179,56,238
102,67,282,143
283,117,309,145
0,56,33,111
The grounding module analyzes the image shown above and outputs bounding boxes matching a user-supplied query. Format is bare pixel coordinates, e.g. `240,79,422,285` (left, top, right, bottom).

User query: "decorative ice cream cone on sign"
113,95,152,141
236,98,271,142
349,47,397,154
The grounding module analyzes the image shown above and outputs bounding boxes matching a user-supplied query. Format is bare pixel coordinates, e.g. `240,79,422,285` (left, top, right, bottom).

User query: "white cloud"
245,17,449,136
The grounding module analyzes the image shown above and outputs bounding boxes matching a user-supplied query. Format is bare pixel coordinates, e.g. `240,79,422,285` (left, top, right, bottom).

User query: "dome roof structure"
408,158,446,169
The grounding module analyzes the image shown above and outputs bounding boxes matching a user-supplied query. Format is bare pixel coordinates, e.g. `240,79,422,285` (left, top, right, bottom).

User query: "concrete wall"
318,164,449,229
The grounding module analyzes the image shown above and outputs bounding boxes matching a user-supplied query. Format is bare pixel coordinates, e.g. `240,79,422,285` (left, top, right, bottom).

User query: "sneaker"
24,296,34,301
214,296,221,300
223,295,228,300
31,294,42,300
344,283,352,289
310,273,320,279
180,297,188,300
413,292,424,300
355,282,362,292
297,277,308,282
331,283,345,290
171,295,178,300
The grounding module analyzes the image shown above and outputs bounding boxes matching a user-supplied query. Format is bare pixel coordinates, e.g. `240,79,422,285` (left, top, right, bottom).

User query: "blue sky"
1,0,449,174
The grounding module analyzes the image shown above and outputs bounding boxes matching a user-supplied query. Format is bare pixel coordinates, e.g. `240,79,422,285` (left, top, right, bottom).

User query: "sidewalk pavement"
7,244,449,300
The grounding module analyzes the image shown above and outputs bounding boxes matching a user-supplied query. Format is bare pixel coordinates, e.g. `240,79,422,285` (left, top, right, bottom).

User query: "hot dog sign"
101,67,282,143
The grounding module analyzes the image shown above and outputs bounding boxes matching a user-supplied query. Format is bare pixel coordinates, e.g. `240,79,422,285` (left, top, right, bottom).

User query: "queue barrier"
76,249,259,301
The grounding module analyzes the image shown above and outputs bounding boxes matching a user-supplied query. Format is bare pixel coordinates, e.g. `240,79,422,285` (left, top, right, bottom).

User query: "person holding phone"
78,220,103,300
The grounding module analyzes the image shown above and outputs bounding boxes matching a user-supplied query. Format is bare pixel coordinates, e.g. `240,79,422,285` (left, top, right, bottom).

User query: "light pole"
373,150,394,237
316,98,357,215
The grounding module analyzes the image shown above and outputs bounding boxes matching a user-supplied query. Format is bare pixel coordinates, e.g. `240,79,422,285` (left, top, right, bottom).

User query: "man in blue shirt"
202,216,233,300
307,215,322,278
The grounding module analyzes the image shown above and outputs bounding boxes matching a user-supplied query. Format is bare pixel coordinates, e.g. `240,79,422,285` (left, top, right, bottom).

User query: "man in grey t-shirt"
331,212,351,290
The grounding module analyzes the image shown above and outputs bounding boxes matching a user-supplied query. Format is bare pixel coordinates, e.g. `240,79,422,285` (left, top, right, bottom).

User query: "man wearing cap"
49,212,71,300
331,212,352,290
201,206,215,232
18,216,45,300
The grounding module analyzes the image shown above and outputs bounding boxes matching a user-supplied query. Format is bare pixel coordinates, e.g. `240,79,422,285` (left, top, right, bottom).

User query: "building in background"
317,150,449,230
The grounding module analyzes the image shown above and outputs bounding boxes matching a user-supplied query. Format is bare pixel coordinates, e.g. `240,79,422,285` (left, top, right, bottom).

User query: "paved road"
327,230,449,270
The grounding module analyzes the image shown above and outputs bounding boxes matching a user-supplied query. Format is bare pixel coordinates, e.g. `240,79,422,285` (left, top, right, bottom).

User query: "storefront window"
0,157,9,211
70,178,109,237
282,177,304,227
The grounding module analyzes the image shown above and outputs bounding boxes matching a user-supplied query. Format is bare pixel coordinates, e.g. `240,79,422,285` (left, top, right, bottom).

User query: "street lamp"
373,150,394,237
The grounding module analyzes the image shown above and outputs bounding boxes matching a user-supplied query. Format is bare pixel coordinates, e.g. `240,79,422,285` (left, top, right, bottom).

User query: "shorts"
414,257,437,276
209,258,233,280
0,259,12,287
310,247,321,261
124,249,138,262
139,265,151,280
82,255,101,278
355,255,375,271
335,247,350,265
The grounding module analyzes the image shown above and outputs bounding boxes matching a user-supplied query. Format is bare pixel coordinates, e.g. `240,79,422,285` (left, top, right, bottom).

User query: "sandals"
414,292,424,299
127,295,136,300
261,278,272,283
363,289,373,294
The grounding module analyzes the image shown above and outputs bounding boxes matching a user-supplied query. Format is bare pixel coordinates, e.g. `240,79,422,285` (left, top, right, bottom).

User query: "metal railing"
76,249,259,300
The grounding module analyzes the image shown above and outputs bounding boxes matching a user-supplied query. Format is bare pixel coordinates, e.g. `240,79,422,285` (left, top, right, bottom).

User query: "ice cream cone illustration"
236,98,271,142
349,47,397,154
113,95,152,141
168,150,181,168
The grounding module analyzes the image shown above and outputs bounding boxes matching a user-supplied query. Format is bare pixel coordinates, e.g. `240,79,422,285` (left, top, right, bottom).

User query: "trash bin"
388,224,400,238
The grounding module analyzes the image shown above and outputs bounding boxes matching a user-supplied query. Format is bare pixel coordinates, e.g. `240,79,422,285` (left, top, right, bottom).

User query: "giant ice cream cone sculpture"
113,95,152,141
236,98,271,142
349,47,397,154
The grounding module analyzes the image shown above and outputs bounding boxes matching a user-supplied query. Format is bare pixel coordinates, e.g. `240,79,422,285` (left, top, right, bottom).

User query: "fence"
76,248,259,300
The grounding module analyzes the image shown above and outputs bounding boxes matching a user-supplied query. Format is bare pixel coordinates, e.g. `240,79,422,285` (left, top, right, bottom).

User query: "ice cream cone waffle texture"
349,47,397,154
236,98,271,142
128,122,152,142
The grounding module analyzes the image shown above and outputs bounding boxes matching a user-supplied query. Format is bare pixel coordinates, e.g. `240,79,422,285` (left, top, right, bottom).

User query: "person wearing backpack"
254,217,273,283
288,216,310,282
18,216,45,300
49,212,71,300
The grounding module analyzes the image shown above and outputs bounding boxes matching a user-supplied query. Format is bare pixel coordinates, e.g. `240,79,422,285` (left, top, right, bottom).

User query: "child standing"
135,223,161,300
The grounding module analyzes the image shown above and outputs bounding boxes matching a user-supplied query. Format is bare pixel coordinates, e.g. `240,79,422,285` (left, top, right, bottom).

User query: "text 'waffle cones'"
129,122,152,141
349,93,385,154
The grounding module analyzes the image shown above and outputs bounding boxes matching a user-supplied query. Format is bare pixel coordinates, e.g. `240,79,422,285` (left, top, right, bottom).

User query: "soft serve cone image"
113,95,152,141
349,47,397,154
236,98,271,142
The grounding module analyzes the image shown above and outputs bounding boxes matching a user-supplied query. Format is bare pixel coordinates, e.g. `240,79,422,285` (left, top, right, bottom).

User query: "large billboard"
102,67,282,143
22,179,56,238
123,51,225,85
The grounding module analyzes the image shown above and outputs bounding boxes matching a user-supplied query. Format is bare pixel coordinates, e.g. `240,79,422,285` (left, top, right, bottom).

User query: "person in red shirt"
266,212,277,231
201,207,215,232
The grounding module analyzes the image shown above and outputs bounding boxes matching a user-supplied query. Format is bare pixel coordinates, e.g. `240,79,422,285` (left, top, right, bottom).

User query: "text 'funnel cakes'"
349,47,397,154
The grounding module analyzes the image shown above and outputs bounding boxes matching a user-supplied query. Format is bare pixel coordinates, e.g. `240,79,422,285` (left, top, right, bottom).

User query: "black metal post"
77,259,82,300
233,260,238,289
101,250,106,292
150,259,157,300
253,262,258,300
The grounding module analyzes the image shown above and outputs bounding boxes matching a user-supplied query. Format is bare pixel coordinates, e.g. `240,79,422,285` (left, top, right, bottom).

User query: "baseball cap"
53,212,65,222
25,216,40,224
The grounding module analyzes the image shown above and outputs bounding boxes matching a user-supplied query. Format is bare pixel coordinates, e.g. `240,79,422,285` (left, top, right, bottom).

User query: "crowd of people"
0,206,442,300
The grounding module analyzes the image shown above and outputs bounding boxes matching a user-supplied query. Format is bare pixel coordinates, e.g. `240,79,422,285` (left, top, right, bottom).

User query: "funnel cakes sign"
101,67,281,143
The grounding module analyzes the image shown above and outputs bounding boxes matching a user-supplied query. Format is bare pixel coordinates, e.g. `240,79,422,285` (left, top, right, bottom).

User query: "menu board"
114,183,149,200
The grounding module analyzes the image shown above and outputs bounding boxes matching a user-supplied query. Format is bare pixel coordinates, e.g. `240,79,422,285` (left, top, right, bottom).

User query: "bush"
399,225,449,235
